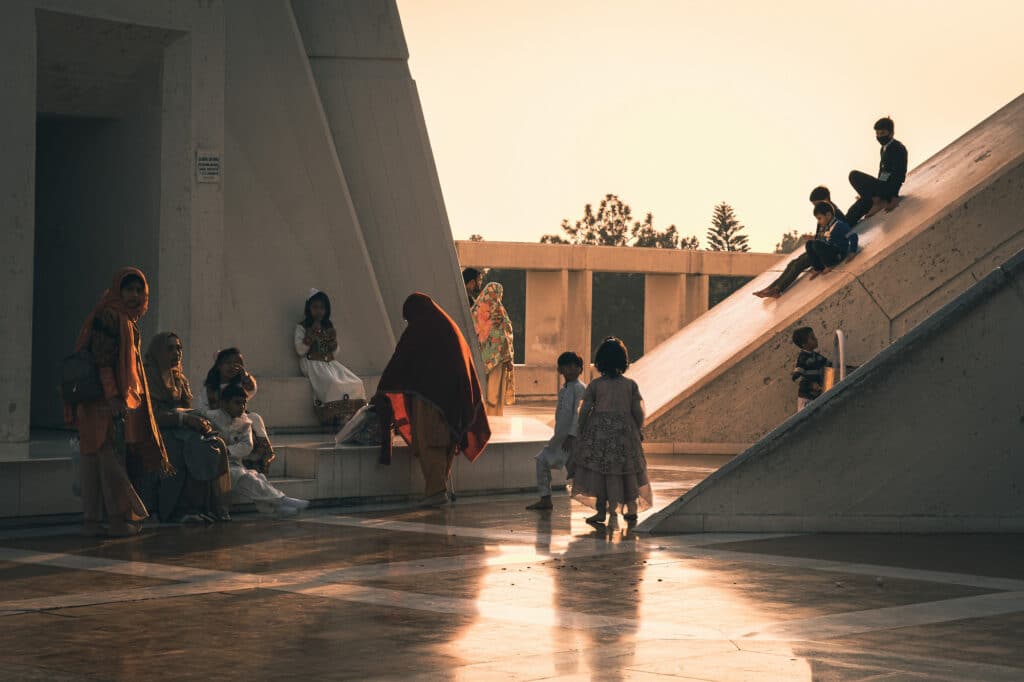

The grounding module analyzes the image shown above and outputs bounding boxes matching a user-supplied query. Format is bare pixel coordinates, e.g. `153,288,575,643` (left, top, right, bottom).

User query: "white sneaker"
281,497,310,511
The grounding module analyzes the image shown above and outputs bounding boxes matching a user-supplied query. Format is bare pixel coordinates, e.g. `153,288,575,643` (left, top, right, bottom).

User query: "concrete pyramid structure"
640,249,1024,534
631,94,1024,448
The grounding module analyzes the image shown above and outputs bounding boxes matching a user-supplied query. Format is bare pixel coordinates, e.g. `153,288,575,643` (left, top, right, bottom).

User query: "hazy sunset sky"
397,1,1024,252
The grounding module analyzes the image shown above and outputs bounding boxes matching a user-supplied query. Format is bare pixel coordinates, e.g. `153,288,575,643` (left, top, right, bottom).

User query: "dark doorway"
31,12,173,427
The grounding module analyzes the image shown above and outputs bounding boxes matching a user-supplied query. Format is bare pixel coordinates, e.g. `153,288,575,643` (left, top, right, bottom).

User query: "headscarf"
144,332,192,408
69,268,172,474
375,293,490,464
471,282,514,373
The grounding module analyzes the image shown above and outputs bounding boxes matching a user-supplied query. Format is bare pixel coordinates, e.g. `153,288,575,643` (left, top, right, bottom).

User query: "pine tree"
774,230,802,254
706,202,749,252
540,194,700,249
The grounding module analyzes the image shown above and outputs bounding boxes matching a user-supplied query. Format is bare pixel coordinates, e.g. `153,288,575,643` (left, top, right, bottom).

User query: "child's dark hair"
594,337,629,375
204,347,243,389
792,327,814,348
462,267,480,284
812,201,834,217
220,383,248,403
557,351,583,368
874,116,894,133
303,291,334,329
808,185,831,202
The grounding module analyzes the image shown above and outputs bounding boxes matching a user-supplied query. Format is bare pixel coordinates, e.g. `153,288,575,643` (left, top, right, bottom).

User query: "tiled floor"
1,455,1023,681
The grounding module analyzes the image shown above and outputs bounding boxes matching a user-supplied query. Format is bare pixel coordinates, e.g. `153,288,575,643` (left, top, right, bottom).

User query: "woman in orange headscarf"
65,267,172,536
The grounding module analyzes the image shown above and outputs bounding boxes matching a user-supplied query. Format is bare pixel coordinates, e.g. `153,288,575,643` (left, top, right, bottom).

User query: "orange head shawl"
71,267,172,475
376,293,490,464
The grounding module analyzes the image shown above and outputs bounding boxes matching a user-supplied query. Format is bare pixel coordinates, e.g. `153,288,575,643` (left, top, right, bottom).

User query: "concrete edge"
638,247,1024,534
642,152,1024,425
641,513,1024,535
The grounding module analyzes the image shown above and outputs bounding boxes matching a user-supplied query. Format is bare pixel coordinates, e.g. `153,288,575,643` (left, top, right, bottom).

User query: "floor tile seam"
698,548,1024,591
733,590,1024,642
296,515,1024,590
0,547,244,583
0,579,260,613
776,645,1024,679
299,514,798,552
266,580,732,639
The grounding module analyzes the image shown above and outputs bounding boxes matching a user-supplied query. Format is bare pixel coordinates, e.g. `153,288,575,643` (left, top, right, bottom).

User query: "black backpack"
61,350,104,405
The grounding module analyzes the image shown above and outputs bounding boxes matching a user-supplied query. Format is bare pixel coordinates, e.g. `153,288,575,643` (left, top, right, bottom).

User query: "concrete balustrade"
456,241,777,396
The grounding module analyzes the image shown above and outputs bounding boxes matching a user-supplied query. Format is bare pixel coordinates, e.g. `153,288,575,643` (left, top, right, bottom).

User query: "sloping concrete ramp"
632,94,1024,445
640,249,1024,534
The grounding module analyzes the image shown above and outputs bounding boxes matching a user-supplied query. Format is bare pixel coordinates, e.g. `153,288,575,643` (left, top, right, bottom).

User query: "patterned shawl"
471,282,514,373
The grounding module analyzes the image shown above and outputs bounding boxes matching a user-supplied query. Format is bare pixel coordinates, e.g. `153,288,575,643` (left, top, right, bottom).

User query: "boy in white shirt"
526,352,587,510
205,384,309,516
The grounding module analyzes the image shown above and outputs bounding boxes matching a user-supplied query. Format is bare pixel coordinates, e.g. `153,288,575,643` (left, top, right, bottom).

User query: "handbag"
60,349,104,405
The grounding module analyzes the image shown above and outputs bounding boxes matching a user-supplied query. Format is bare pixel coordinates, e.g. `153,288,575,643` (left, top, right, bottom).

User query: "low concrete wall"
640,249,1024,534
634,93,1024,445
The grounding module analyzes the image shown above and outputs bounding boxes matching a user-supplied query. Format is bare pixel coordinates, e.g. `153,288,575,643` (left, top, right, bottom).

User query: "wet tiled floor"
2,454,1023,681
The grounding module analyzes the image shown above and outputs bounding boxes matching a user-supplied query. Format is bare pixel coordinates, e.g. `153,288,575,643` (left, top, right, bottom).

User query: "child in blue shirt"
806,202,853,278
526,352,587,510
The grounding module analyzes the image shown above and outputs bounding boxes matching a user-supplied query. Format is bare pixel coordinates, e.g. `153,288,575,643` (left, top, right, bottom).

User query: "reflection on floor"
1,455,1023,681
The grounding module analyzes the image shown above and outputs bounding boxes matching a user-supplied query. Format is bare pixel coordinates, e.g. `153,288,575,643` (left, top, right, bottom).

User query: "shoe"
275,504,299,518
179,513,207,525
418,492,449,508
526,497,553,510
281,497,310,512
80,522,105,537
585,512,607,526
623,513,638,525
214,510,232,522
107,521,141,537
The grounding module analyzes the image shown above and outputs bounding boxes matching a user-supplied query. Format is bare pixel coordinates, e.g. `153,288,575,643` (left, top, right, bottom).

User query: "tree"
468,234,484,242
679,235,701,250
706,202,749,252
774,230,803,254
540,194,700,249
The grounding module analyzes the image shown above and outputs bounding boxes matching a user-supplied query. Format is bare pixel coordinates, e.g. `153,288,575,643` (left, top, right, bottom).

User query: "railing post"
644,274,686,351
683,274,710,325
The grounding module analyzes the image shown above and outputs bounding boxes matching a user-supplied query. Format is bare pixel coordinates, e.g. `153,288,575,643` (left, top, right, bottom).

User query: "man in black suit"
845,117,908,226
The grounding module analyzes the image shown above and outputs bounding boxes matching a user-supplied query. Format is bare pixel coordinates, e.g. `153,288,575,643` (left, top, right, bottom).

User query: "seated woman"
197,348,275,474
471,282,515,416
204,384,309,516
144,332,232,523
294,290,366,428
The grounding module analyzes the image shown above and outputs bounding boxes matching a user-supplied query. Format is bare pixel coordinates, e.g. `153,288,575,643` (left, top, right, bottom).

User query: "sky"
396,0,1024,253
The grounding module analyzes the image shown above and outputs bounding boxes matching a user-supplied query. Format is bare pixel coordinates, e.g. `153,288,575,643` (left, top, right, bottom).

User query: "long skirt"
81,437,149,525
568,412,652,513
485,363,514,416
410,398,455,497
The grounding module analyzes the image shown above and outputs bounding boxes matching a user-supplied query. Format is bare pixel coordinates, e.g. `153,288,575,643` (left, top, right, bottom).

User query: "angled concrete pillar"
0,5,35,444
644,274,686,352
683,274,710,325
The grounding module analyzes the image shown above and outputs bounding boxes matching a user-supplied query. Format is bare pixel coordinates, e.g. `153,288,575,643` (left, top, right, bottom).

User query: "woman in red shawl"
375,293,490,506
66,267,172,536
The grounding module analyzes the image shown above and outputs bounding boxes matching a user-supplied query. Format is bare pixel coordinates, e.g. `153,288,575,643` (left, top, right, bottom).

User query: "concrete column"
185,3,226,383
683,274,710,325
0,5,36,444
644,274,686,352
524,270,566,366
567,269,593,364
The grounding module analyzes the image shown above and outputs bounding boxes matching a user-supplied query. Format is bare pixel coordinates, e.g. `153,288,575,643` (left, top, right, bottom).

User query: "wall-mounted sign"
196,150,221,183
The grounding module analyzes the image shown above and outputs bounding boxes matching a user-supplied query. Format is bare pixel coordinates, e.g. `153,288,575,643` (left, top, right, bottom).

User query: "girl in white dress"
294,290,366,427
